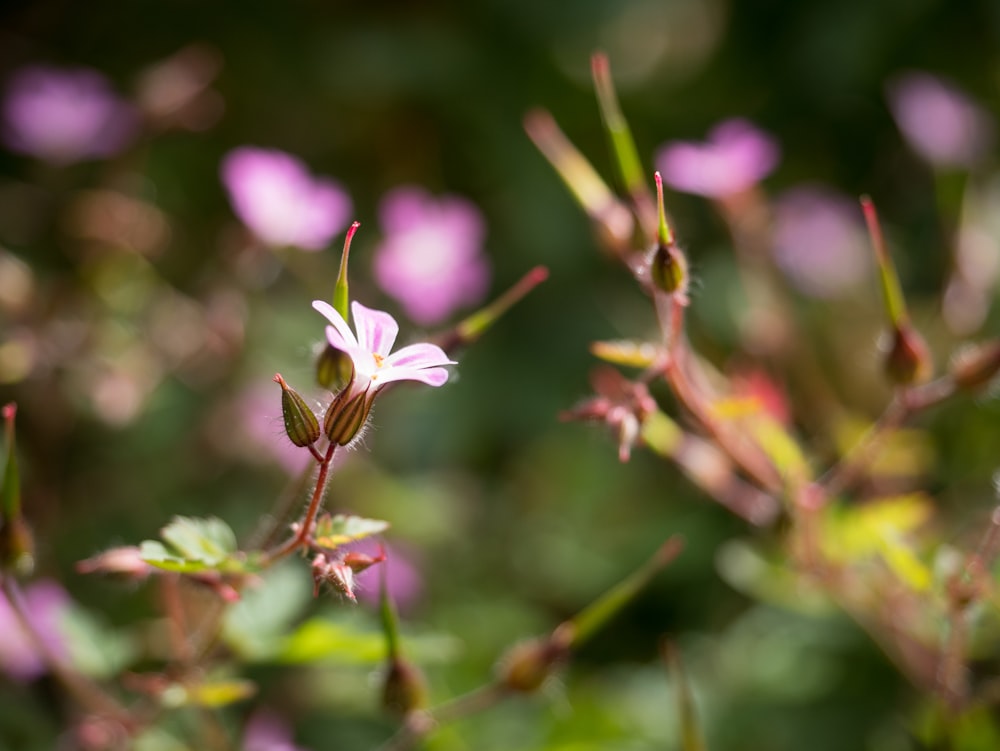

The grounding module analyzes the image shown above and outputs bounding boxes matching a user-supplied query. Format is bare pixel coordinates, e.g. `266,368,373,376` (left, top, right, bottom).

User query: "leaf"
58,604,137,679
223,561,312,660
139,516,258,576
160,517,237,565
313,514,389,549
590,340,659,369
160,679,256,708
277,613,460,666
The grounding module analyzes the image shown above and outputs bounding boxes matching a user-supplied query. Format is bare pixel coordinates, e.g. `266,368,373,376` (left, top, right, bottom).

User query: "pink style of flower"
2,65,137,165
313,300,455,404
656,118,780,199
373,187,490,326
0,580,70,681
886,72,994,169
221,147,352,251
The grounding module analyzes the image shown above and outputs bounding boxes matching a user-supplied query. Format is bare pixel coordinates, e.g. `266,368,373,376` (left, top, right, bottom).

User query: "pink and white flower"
313,300,455,445
373,187,490,326
221,147,352,251
313,300,454,401
655,119,779,199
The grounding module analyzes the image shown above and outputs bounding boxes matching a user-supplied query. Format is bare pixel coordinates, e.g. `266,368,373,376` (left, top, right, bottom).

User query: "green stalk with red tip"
591,52,653,230
1,404,33,575
436,266,549,352
860,196,932,385
523,109,634,250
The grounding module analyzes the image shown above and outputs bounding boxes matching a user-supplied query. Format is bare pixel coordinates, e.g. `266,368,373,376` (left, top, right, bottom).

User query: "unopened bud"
950,341,1000,391
649,243,687,295
316,345,354,392
382,657,429,716
884,325,932,386
323,386,372,446
274,374,320,447
497,636,569,693
0,514,34,575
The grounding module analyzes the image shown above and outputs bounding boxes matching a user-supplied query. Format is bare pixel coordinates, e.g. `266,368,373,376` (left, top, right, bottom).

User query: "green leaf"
277,613,459,666
313,514,389,549
223,561,312,660
139,517,258,576
160,678,256,709
58,604,137,679
590,340,659,369
160,516,236,565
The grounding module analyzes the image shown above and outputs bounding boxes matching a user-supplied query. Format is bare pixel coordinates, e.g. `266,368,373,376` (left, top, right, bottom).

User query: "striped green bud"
273,374,320,447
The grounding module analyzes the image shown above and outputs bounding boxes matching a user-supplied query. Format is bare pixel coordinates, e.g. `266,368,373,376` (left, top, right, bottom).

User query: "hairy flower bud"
649,242,687,296
274,374,321,447
323,385,372,446
884,324,932,386
950,341,1000,391
315,344,354,392
497,636,569,693
382,657,429,716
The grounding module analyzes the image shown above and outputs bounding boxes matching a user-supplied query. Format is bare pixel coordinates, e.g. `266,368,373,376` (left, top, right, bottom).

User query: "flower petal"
351,301,398,357
376,365,450,388
313,300,358,349
384,342,455,370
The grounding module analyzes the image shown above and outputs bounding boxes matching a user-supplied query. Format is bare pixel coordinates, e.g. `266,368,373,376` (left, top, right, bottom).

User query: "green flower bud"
884,325,932,386
382,657,429,717
497,636,569,694
950,341,1000,391
315,344,354,392
649,243,687,295
273,374,320,447
323,386,372,446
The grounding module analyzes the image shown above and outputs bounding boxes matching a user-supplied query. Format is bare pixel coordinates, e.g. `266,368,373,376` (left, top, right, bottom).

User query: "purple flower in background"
243,710,311,751
656,119,780,198
0,580,70,681
2,65,137,165
887,72,994,169
373,187,490,326
221,147,352,251
351,539,424,613
771,185,872,298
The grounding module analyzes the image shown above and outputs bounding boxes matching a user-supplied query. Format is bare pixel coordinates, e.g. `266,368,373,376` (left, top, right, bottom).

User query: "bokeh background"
2,1,1000,749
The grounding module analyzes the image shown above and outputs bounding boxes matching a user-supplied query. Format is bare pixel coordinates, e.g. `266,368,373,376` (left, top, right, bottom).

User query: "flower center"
372,353,385,368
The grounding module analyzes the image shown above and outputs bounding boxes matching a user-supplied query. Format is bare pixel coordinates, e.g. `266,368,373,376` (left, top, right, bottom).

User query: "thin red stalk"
264,441,338,563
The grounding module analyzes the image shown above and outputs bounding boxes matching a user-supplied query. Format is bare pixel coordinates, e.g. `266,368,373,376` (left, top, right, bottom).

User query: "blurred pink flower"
243,710,310,751
656,119,779,198
2,65,137,165
373,187,490,326
0,579,70,681
221,147,352,251
350,539,424,613
887,72,994,169
235,383,313,474
771,185,871,298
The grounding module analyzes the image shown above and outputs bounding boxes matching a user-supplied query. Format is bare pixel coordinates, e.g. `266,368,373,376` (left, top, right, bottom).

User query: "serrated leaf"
590,340,659,369
314,514,389,549
160,517,236,565
139,541,211,573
